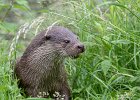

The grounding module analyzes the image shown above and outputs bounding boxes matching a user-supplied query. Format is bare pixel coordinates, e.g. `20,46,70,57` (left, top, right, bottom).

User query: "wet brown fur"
15,26,84,100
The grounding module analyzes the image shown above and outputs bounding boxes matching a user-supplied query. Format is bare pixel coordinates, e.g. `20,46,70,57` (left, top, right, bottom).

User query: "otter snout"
77,44,85,53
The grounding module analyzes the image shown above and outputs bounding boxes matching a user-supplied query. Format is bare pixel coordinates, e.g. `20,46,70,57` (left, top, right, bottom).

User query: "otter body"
15,26,84,100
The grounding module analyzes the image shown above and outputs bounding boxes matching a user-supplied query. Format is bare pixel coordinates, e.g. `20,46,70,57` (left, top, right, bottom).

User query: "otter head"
45,26,85,58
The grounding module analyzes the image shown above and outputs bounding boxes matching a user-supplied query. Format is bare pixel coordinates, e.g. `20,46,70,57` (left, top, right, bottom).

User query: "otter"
15,26,85,100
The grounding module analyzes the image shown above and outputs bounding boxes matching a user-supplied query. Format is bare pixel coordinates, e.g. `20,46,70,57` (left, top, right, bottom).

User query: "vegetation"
0,0,140,99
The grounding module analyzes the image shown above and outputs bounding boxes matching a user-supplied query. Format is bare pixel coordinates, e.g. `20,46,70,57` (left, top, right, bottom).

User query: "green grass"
0,0,140,99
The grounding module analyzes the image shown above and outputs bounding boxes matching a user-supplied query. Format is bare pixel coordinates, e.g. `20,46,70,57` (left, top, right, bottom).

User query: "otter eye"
64,40,70,43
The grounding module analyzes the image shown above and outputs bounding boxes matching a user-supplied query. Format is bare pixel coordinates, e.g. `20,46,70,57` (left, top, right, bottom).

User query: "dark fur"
15,26,84,100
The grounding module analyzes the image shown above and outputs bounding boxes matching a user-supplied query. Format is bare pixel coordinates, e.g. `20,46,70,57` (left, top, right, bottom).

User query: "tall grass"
0,0,140,99
66,0,140,99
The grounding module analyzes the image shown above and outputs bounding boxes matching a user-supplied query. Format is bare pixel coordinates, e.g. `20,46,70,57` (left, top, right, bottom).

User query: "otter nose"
77,44,85,52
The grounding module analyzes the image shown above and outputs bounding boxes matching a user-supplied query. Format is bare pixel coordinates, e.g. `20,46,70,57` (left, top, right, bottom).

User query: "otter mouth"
70,54,80,59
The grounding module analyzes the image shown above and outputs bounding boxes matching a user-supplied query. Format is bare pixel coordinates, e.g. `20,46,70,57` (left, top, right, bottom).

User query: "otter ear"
45,35,51,40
